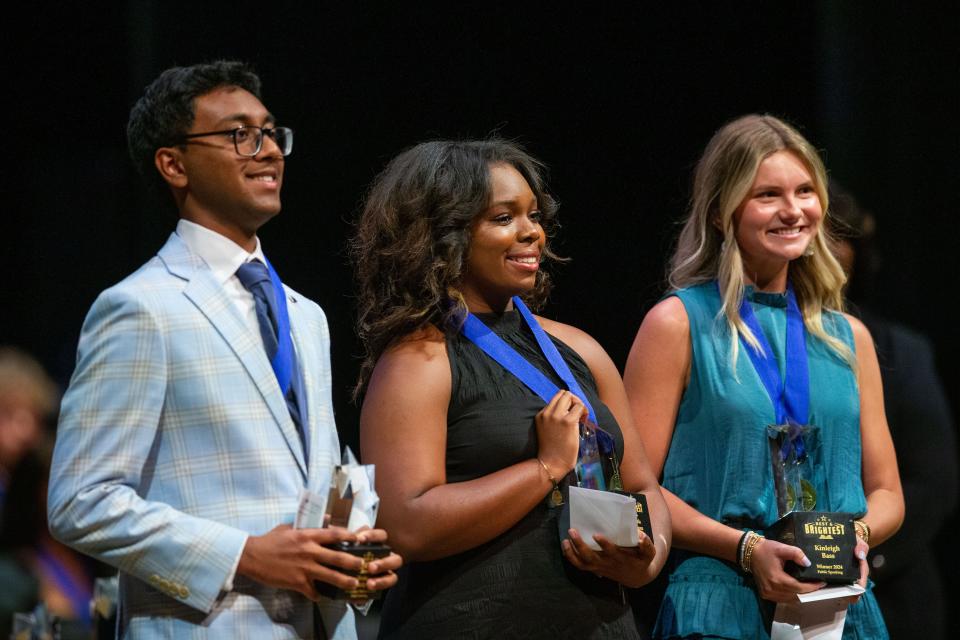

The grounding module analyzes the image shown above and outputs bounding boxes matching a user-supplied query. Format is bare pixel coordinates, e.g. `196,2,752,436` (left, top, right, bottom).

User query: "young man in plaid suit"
48,61,400,639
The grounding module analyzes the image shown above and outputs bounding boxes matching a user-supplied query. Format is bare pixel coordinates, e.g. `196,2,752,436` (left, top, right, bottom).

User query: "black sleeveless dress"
378,310,642,639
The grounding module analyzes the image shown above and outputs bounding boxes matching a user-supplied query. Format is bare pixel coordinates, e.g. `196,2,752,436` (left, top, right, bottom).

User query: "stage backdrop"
5,0,957,614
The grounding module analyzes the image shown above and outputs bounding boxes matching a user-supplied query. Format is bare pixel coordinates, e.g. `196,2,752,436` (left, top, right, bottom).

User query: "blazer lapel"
158,234,309,479
285,288,315,470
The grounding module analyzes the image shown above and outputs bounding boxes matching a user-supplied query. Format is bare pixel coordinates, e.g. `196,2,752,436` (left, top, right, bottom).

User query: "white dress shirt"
176,219,268,352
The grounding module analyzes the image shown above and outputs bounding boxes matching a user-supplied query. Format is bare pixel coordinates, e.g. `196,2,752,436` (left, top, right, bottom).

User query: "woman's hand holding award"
765,423,858,584
459,296,652,553
558,419,653,550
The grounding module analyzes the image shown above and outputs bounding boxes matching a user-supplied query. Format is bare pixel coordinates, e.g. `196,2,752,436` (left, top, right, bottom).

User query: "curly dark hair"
351,138,563,398
126,60,262,199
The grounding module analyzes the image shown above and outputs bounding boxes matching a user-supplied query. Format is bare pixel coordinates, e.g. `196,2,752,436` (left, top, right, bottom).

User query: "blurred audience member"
0,347,57,514
0,347,95,639
829,185,958,640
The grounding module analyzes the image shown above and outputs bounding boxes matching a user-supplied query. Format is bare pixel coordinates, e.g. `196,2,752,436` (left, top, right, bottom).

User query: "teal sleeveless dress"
653,283,888,640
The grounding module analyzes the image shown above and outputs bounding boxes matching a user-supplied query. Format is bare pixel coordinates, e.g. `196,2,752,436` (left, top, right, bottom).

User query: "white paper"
796,584,864,603
567,486,639,550
770,584,863,639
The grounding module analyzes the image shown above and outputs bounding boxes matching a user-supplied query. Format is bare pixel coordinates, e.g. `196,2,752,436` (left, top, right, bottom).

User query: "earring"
803,244,815,257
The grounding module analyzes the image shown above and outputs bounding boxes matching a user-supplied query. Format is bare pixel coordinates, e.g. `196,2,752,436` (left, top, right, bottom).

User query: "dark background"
4,0,957,619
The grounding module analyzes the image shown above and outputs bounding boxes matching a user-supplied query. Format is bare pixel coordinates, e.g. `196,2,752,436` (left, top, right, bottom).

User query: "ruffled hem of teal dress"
653,556,888,640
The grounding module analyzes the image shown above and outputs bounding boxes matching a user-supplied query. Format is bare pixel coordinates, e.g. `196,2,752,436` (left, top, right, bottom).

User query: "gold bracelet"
741,532,765,574
736,531,750,568
739,531,756,572
743,534,762,574
854,519,871,544
740,532,753,572
537,458,564,507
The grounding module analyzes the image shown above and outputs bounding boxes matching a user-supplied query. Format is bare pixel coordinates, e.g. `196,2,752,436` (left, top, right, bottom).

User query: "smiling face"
733,150,823,291
460,162,546,312
160,86,284,249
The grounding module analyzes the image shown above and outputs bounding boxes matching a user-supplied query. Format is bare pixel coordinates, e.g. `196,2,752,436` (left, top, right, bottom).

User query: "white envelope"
564,486,639,550
771,584,864,639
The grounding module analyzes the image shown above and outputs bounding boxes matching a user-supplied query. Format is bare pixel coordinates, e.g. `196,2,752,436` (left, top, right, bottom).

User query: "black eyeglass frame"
175,126,294,157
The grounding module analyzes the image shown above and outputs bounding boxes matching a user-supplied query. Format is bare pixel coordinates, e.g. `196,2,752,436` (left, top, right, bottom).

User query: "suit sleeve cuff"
221,531,249,593
178,525,249,613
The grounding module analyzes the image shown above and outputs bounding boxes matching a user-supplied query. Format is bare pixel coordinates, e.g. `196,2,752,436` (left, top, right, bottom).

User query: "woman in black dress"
352,139,670,639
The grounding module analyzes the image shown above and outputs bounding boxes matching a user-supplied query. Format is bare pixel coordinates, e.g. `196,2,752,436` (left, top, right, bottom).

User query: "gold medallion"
785,479,818,512
786,484,797,512
800,479,817,511
550,487,564,507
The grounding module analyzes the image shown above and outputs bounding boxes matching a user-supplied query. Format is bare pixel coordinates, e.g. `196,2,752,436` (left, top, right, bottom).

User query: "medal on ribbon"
734,282,859,583
460,297,650,546
460,296,624,504
736,283,818,514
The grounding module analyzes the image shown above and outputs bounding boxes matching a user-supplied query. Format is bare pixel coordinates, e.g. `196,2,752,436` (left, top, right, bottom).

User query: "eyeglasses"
177,126,294,157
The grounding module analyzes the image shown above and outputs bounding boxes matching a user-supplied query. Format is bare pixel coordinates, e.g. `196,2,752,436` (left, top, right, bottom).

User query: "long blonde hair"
668,114,853,368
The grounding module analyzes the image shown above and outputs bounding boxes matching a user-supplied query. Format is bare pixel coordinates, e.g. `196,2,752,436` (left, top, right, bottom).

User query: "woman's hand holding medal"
534,389,586,481
537,389,661,587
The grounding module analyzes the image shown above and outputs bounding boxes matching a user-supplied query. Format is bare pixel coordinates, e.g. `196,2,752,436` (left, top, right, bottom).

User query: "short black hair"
126,60,262,197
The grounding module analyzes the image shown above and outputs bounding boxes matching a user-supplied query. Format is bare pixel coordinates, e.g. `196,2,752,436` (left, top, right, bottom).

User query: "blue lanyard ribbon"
460,296,597,423
735,282,810,460
263,256,295,395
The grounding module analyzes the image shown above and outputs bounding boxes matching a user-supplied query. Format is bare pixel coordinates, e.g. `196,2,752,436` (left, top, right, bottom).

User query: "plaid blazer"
48,233,356,639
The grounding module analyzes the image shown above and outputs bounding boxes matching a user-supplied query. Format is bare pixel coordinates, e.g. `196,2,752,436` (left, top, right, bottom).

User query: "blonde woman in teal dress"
623,114,904,639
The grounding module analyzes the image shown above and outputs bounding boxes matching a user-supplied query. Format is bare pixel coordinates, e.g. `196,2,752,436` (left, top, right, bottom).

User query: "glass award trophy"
765,423,858,583
575,420,625,493
295,447,391,601
558,420,652,549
